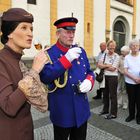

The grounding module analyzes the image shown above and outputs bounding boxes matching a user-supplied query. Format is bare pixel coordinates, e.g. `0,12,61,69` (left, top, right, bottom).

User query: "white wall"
136,0,140,40
12,0,27,9
93,0,106,56
26,0,50,58
58,0,84,47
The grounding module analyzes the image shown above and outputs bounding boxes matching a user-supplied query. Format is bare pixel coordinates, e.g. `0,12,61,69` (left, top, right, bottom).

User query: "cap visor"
62,26,76,30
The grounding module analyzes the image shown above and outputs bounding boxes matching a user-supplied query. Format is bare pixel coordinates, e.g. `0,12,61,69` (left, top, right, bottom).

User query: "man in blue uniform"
40,17,95,140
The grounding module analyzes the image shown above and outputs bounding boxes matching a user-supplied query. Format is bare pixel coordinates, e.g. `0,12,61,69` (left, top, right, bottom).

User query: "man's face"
57,28,75,48
100,43,106,52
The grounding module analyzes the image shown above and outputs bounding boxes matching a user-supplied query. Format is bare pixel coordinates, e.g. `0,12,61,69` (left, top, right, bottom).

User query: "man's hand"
79,79,92,93
65,47,82,62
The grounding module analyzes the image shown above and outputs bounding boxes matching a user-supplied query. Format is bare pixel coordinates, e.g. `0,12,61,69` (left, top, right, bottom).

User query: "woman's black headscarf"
1,21,20,44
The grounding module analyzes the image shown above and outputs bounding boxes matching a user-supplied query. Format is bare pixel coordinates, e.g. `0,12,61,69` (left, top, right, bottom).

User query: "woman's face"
8,22,33,52
130,43,140,53
107,42,116,55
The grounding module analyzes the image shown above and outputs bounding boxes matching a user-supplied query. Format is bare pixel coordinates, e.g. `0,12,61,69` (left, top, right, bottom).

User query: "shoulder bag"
95,53,106,83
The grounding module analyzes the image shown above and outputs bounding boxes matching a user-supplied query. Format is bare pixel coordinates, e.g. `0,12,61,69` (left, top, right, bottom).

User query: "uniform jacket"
0,46,33,140
40,41,95,127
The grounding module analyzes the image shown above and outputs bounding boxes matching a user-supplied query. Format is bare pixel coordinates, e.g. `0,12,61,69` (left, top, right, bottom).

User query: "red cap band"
57,22,76,28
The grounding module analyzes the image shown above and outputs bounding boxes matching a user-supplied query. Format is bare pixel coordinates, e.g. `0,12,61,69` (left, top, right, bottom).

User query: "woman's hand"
32,50,49,73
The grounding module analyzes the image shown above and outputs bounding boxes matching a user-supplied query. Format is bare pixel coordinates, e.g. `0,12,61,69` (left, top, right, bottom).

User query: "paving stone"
34,123,122,140
32,81,140,140
91,105,140,130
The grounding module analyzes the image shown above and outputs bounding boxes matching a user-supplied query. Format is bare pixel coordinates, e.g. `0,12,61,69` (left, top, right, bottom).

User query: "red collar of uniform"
56,41,69,53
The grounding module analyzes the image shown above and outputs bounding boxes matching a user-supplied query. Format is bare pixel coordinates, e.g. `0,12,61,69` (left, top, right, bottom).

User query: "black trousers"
103,76,118,116
125,83,140,119
53,121,87,140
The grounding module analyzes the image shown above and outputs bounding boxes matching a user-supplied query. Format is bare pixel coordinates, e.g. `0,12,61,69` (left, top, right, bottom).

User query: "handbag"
95,53,106,83
96,69,104,82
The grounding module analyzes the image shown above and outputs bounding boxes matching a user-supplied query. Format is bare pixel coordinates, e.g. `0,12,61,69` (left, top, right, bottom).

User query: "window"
27,0,36,4
116,0,133,5
87,23,90,33
116,0,128,3
113,21,126,54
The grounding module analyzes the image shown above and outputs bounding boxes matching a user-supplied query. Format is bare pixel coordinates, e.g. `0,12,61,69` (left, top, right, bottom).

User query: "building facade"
0,0,140,58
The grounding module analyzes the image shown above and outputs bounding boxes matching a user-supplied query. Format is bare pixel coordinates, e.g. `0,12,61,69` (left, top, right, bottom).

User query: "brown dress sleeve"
18,61,48,112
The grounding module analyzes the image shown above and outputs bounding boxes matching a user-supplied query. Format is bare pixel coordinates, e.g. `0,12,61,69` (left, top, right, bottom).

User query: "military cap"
54,17,78,30
1,8,33,23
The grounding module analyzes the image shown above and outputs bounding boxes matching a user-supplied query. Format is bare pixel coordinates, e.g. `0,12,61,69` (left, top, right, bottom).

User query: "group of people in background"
94,39,140,124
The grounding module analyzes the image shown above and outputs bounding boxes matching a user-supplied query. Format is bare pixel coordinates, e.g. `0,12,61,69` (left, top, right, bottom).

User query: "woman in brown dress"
0,8,48,140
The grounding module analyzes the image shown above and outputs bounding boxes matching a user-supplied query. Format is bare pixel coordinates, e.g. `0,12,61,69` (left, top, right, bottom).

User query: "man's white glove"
79,79,92,93
65,47,82,62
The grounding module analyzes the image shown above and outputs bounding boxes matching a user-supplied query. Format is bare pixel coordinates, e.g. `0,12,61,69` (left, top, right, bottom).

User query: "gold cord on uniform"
45,51,68,93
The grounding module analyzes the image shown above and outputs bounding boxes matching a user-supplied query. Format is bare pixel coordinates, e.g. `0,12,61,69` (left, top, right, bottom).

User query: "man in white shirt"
93,42,107,100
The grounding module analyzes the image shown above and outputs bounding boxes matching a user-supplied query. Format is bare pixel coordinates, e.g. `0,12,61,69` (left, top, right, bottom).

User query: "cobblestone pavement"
32,82,140,140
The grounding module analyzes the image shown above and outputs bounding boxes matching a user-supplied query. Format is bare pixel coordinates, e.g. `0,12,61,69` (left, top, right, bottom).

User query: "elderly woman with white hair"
124,39,140,124
117,45,130,109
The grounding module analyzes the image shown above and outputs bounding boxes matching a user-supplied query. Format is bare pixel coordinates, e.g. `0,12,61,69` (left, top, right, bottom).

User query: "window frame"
113,20,126,54
27,0,36,5
115,0,132,6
